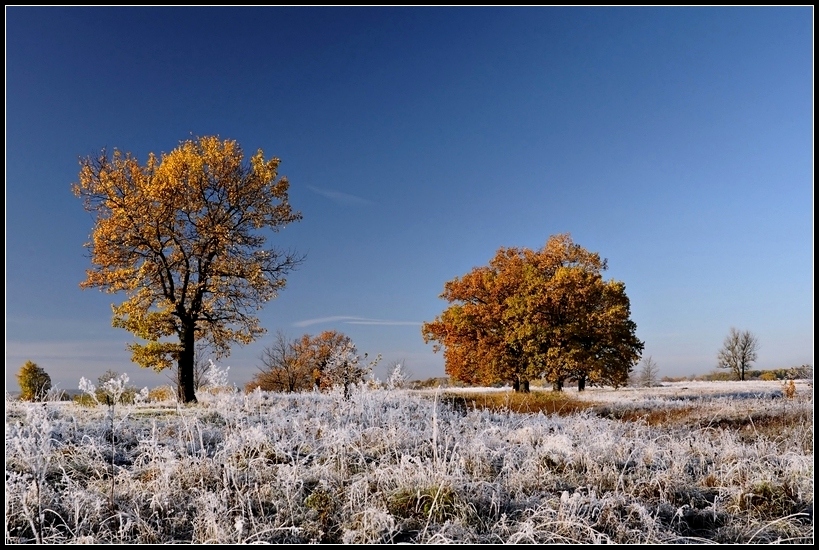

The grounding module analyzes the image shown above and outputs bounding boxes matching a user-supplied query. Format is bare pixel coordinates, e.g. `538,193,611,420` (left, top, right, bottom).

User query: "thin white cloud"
307,185,374,206
347,319,423,326
293,316,421,328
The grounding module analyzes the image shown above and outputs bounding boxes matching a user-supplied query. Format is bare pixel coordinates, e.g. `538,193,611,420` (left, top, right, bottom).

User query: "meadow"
5,378,813,544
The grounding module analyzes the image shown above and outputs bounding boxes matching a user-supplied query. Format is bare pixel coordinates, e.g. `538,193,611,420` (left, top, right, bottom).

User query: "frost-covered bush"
148,385,176,403
386,362,411,390
197,360,236,395
79,370,142,405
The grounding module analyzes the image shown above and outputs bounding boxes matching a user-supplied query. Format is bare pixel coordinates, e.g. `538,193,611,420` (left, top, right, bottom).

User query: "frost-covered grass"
5,380,813,543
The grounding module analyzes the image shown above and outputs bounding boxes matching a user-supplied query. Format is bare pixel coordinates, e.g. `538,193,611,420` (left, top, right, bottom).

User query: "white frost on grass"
566,379,812,402
4,378,813,544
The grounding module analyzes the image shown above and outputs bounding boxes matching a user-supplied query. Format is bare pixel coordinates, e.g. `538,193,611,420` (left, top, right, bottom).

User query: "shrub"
759,371,778,381
387,485,458,524
73,393,98,407
15,360,52,401
701,370,734,382
148,385,176,402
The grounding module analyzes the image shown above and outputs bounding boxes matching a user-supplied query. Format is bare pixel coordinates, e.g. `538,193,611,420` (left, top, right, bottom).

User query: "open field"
5,380,813,543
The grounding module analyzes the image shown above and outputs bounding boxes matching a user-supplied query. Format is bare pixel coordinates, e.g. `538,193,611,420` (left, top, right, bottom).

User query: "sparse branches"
386,359,412,390
717,328,760,381
637,356,660,388
245,330,312,393
323,343,379,400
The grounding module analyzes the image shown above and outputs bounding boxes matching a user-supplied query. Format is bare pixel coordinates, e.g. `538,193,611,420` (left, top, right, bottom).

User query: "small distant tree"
16,360,52,401
637,356,660,387
245,330,311,393
246,330,375,396
717,328,760,381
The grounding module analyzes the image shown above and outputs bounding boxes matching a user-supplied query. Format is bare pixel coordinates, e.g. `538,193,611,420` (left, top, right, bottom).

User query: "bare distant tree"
637,356,660,387
246,330,313,393
717,328,760,381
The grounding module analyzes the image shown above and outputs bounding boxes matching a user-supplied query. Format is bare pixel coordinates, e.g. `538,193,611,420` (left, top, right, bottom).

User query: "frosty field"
5,380,813,544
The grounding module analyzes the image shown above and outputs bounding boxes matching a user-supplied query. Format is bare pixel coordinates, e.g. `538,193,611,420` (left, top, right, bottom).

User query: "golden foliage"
422,234,643,391
73,136,303,402
16,360,52,401
147,385,176,402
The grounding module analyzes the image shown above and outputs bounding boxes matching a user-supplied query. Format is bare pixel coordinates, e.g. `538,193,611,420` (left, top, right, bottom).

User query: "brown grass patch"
594,405,701,425
441,390,594,416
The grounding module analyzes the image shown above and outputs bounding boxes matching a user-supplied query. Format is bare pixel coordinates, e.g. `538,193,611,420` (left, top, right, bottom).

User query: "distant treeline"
412,364,813,389
662,364,813,383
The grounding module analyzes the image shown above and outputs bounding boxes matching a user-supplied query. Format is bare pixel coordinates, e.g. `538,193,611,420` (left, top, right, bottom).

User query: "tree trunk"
177,322,198,403
577,375,586,392
512,375,530,393
552,378,564,392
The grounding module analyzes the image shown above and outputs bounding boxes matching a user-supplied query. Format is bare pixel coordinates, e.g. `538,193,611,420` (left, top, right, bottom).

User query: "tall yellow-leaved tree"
73,135,303,402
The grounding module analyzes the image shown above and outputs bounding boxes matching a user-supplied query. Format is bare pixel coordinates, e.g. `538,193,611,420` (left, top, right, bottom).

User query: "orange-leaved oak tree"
73,136,304,403
295,330,356,391
422,234,643,392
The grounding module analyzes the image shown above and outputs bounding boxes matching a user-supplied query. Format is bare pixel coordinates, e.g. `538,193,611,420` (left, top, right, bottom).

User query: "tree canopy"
422,234,643,391
16,360,52,401
73,135,303,402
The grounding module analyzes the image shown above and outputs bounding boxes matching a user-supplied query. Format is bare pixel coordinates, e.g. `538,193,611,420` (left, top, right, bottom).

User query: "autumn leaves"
422,234,643,392
73,136,304,402
73,136,642,402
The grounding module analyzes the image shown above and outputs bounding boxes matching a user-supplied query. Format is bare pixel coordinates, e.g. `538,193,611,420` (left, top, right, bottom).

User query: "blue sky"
5,7,813,392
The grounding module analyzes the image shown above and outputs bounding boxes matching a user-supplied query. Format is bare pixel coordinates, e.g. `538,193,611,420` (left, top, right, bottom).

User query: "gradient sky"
5,7,814,392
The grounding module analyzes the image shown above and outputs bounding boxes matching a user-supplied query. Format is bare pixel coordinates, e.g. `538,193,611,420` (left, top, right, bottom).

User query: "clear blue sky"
5,7,814,392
